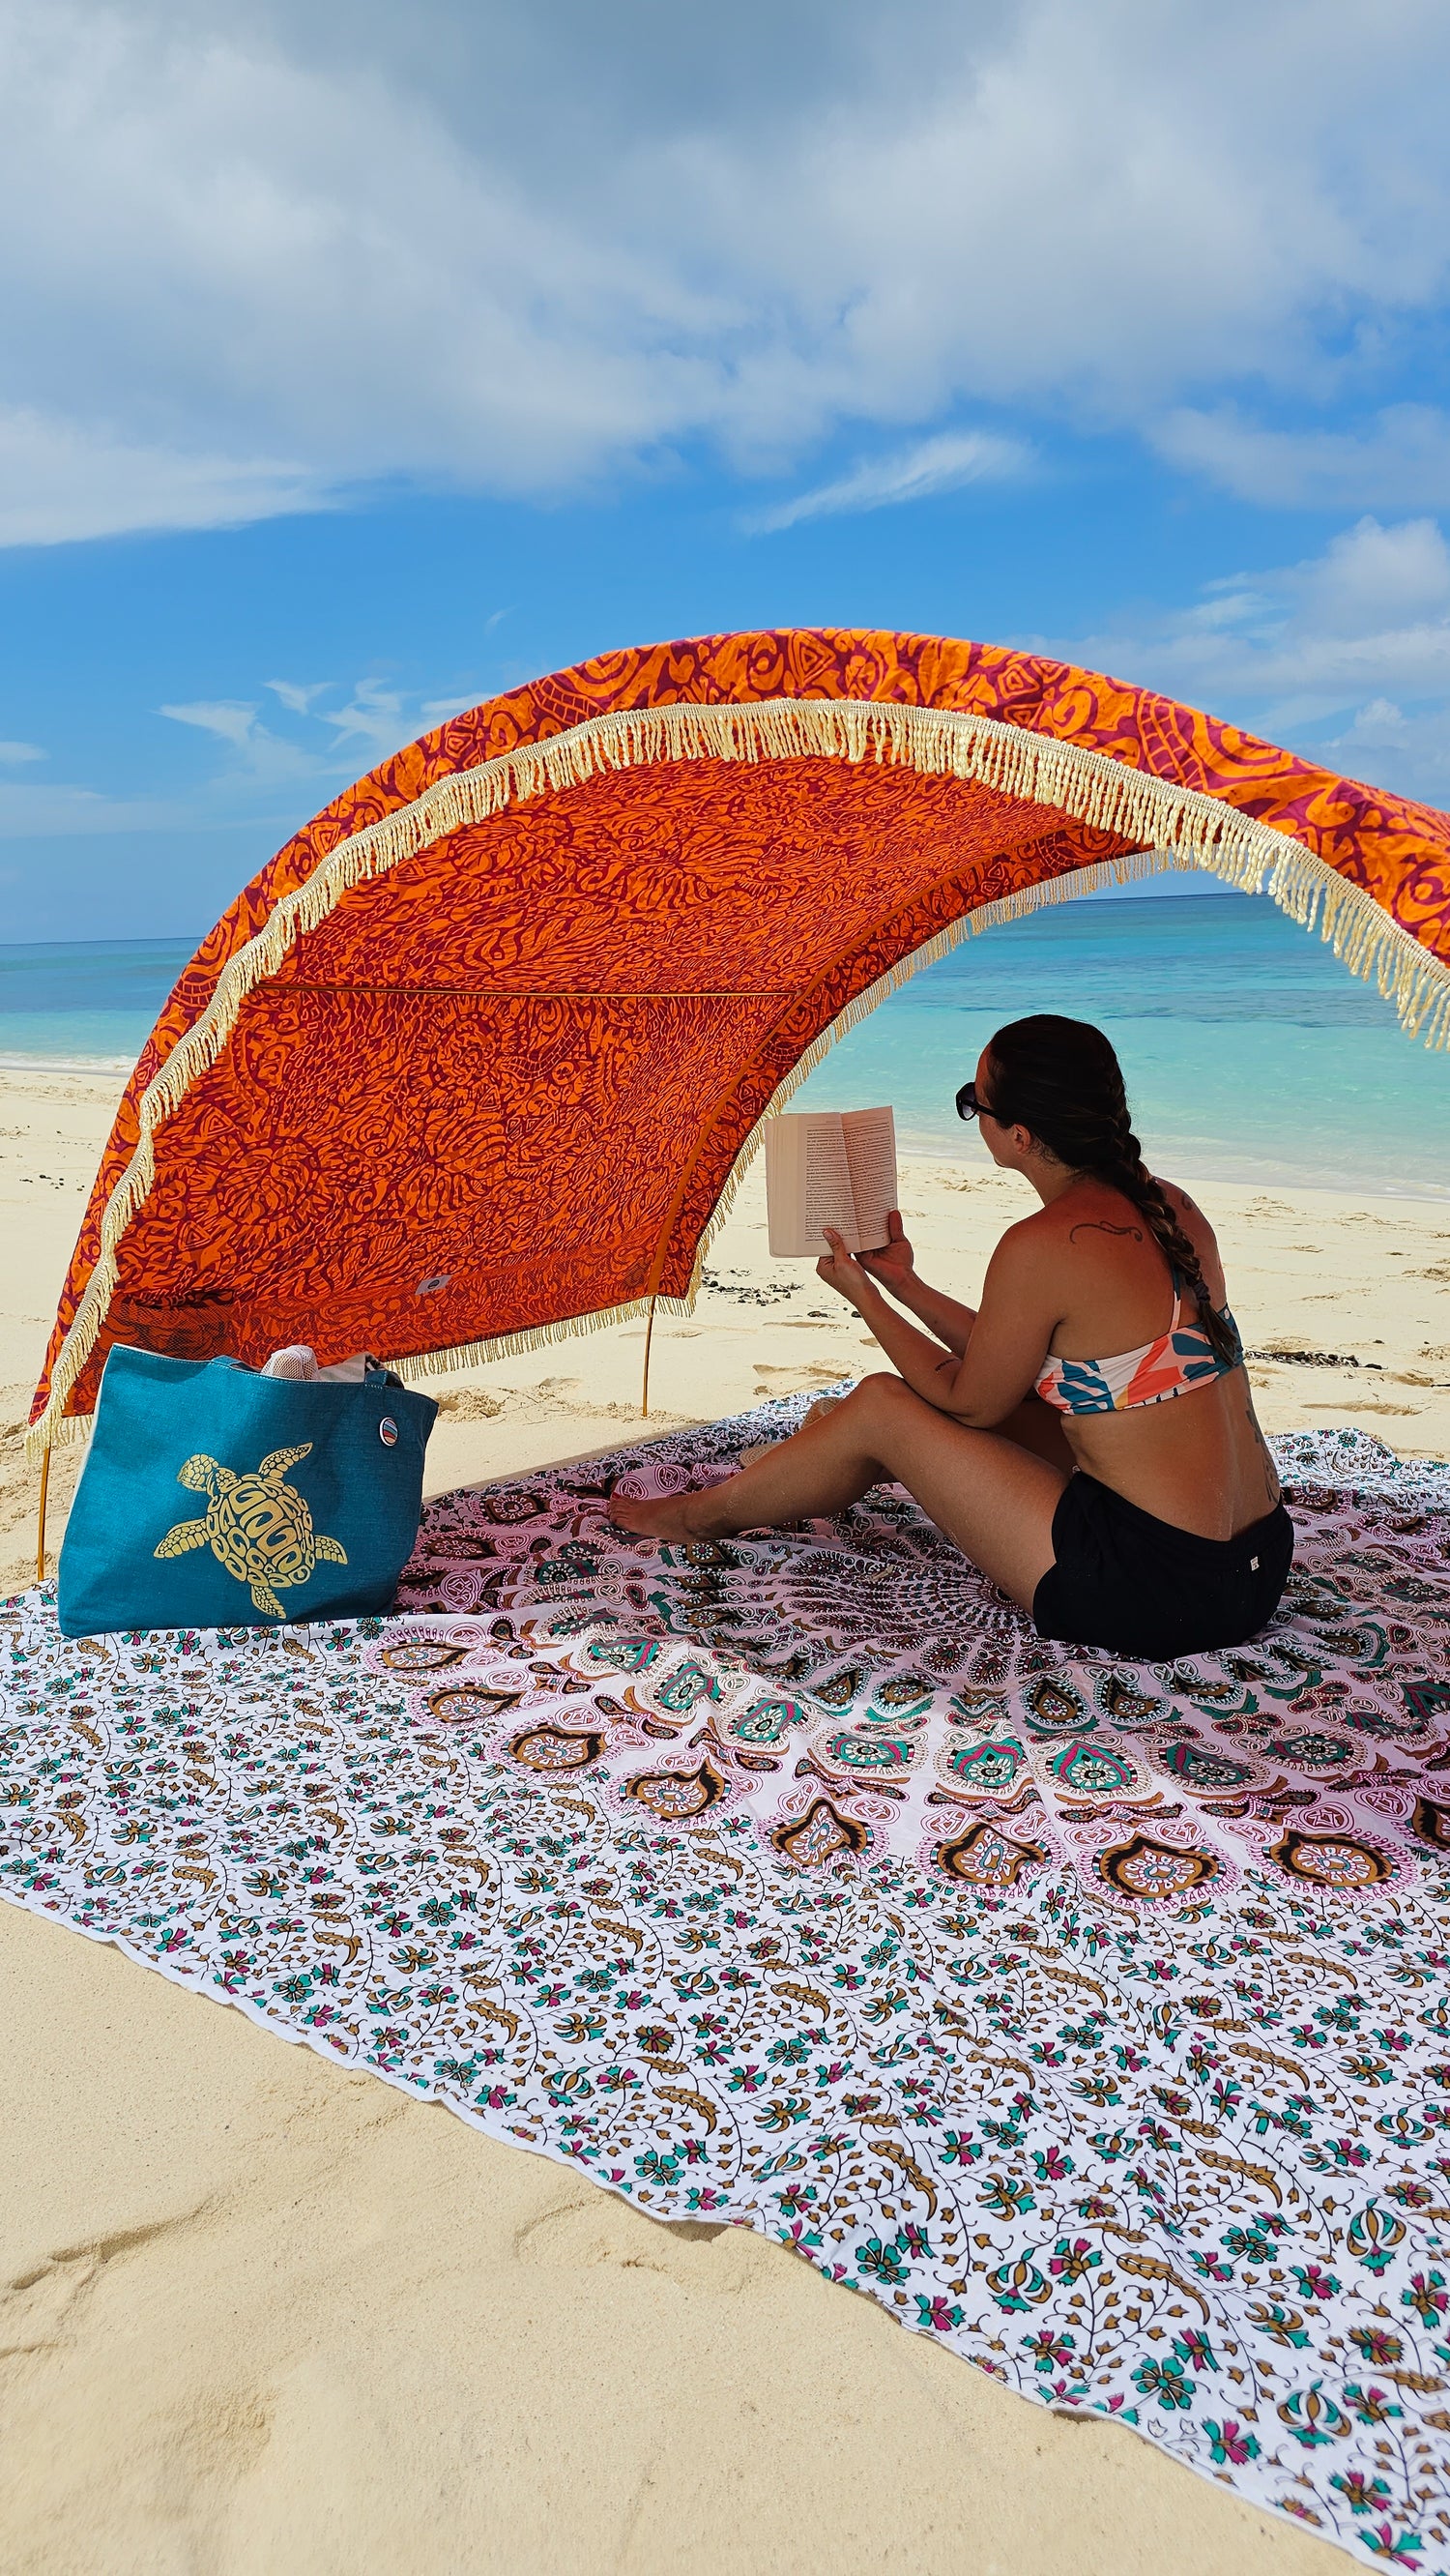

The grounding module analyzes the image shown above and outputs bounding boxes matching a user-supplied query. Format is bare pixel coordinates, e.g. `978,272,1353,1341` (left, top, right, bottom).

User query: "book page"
765,1114,863,1254
840,1107,898,1253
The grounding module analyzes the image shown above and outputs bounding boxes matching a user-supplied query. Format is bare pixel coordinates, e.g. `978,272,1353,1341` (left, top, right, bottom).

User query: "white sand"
4,1058,1446,2570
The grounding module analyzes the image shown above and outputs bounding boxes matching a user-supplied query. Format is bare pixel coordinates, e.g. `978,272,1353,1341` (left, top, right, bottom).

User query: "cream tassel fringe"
28,700,1450,1458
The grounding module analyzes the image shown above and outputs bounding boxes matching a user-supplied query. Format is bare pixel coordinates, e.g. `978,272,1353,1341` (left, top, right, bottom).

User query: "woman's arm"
856,1213,978,1354
882,1273,979,1353
819,1223,1062,1426
850,1278,969,1401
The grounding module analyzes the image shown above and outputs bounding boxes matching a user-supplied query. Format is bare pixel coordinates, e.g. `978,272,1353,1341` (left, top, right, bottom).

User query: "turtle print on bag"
154,1444,348,1617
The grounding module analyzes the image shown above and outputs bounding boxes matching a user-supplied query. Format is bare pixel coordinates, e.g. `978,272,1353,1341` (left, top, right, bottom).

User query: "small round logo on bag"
379,1416,398,1447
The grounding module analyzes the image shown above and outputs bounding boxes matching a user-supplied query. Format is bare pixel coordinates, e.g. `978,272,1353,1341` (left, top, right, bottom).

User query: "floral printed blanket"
4,1407,1450,2570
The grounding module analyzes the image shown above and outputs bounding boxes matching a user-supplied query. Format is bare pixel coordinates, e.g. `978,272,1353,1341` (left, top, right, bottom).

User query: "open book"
764,1107,898,1257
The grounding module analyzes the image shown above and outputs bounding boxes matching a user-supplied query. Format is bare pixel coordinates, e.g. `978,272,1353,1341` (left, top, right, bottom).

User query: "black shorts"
1031,1471,1294,1662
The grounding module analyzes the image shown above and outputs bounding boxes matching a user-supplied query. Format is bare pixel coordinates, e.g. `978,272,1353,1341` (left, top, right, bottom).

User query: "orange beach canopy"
28,628,1450,1455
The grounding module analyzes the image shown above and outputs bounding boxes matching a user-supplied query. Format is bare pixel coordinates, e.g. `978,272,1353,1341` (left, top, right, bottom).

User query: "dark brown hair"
983,1013,1237,1366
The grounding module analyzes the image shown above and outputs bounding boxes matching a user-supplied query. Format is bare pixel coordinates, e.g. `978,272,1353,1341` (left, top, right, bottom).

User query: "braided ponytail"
983,1015,1239,1369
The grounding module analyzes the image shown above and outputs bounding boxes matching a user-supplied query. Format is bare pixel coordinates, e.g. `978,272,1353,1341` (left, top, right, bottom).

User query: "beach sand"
3,1057,1447,2571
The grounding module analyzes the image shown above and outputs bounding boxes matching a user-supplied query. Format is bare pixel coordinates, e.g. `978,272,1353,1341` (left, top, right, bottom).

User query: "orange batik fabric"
31,629,1450,1446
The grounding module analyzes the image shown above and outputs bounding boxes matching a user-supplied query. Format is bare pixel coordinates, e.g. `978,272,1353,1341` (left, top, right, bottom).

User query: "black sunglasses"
955,1080,1003,1124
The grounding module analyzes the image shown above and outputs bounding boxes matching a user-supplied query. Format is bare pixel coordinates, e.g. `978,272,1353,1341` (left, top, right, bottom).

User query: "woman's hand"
816,1226,879,1313
857,1210,914,1297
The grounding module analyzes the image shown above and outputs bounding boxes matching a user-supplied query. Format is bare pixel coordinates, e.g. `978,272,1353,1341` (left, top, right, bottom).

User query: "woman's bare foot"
607,1487,710,1541
611,1402,841,1539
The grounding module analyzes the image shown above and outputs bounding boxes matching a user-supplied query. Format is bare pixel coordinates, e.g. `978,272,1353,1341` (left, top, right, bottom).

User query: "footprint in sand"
752,1361,852,1398
512,2198,749,2298
1302,1399,1419,1417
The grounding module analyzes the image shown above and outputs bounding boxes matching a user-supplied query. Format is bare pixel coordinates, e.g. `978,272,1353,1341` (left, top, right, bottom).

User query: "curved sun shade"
29,628,1450,1453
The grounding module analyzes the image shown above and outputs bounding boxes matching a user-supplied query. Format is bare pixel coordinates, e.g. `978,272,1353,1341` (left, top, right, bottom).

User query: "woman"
611,1014,1292,1660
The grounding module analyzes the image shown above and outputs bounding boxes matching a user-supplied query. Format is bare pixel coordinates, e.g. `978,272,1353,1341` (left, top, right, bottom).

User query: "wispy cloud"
266,680,334,716
316,682,408,756
0,406,324,548
746,431,1031,533
4,671,494,853
0,781,183,837
158,673,496,791
158,697,323,788
160,700,260,748
1049,514,1450,802
1154,404,1450,510
420,689,490,724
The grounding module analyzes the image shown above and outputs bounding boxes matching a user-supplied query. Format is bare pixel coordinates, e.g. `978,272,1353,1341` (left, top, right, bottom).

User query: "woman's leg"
609,1374,1069,1612
748,1387,1073,1475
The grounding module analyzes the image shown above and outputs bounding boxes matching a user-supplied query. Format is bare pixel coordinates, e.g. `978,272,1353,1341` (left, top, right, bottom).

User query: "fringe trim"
24,1411,91,1457
391,1286,699,1386
29,699,1450,1457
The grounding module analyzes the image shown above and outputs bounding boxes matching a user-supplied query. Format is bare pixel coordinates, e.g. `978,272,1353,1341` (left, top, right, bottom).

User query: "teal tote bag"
57,1347,438,1638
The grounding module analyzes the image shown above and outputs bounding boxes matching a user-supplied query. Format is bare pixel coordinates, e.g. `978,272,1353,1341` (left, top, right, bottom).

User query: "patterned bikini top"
1034,1272,1243,1415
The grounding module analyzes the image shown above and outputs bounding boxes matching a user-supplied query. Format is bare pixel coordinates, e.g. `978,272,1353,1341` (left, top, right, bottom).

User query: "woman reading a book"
610,1013,1292,1660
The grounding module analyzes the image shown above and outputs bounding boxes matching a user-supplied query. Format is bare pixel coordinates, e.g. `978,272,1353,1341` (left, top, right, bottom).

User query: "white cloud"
1327,695,1450,788
1153,404,1450,510
0,781,183,837
419,690,489,724
1336,697,1415,749
746,430,1030,532
2,0,1449,540
160,700,261,748
160,672,473,787
163,676,470,777
159,696,327,788
0,406,323,547
1286,514,1450,639
266,680,334,715
317,683,408,755
0,740,45,763
1049,515,1450,801
1,672,463,849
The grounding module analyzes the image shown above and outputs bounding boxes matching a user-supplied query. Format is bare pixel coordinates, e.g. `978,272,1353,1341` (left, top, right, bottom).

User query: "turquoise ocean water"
791,890,1450,1200
2,893,1447,1198
0,938,197,1073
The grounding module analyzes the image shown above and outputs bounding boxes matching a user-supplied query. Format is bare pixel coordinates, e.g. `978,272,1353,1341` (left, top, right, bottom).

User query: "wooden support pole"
36,1446,51,1586
640,1292,659,1420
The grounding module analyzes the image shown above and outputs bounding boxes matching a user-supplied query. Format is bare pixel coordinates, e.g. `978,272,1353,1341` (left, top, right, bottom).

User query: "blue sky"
2,0,1449,942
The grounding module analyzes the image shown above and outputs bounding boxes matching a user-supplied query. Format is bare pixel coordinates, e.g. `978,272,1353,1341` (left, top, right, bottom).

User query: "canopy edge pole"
36,1447,51,1585
641,1294,658,1420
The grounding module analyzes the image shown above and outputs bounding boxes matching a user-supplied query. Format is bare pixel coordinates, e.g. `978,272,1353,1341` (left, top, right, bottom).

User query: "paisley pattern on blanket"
3,1414,1450,2572
384,1406,1450,1910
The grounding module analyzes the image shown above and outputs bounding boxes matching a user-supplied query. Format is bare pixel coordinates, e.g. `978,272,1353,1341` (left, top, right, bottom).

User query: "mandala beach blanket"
5,1405,1450,2571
